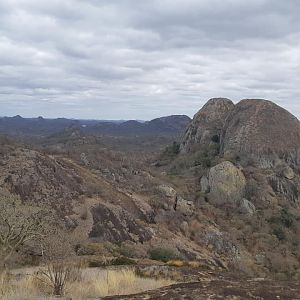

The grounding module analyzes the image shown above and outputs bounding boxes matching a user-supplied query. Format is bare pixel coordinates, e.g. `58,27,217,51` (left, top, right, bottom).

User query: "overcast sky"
0,0,299,120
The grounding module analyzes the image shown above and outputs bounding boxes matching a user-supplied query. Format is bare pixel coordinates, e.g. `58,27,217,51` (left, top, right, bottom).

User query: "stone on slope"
207,161,246,205
238,198,256,215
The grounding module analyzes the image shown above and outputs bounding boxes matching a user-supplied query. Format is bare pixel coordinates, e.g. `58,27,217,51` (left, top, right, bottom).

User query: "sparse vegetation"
148,247,178,263
0,190,46,268
1,267,174,300
167,260,202,268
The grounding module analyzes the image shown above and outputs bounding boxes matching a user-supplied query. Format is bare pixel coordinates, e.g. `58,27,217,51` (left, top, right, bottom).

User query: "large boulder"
181,98,234,153
204,161,246,205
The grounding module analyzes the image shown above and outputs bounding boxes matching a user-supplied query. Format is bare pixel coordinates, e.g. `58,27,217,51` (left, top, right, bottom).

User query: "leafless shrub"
38,227,79,296
0,189,45,269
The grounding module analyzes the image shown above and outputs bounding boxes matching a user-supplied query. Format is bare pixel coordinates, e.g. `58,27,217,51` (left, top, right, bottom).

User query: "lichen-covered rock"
158,184,177,198
176,196,194,216
208,161,246,205
282,166,295,180
238,198,256,215
181,98,234,153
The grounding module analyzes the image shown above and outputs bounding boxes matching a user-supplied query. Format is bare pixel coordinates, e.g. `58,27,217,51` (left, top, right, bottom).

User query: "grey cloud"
0,0,299,119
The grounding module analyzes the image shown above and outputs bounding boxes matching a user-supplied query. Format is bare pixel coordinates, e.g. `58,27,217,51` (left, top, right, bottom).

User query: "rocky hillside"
1,99,300,280
0,135,227,270
165,98,300,278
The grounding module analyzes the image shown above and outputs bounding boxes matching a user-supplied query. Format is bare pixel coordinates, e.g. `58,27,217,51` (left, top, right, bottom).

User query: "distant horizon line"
0,114,191,122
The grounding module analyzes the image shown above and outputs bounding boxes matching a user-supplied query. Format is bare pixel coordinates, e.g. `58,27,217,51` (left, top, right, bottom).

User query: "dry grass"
167,260,202,268
1,267,174,300
167,260,185,267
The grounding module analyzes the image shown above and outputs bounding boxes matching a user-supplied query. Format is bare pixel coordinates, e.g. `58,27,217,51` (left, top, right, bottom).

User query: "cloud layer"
0,0,299,119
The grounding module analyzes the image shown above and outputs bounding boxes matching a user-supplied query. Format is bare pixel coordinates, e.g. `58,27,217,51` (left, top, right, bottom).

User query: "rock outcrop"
89,202,153,243
221,99,300,168
201,161,246,205
181,98,234,153
182,98,300,168
238,198,256,215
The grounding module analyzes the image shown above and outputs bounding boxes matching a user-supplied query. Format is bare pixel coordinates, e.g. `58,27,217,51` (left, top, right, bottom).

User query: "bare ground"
103,272,300,300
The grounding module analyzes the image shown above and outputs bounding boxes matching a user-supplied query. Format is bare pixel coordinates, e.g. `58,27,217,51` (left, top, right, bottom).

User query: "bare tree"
0,188,80,296
0,189,45,268
37,227,79,296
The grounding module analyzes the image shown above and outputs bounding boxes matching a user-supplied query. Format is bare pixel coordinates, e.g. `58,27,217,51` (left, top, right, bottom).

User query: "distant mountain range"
0,115,191,137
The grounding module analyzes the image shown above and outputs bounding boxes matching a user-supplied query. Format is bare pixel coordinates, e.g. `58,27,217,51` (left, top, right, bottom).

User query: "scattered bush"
148,247,178,263
273,226,286,241
194,144,220,168
269,208,299,232
157,142,181,166
195,156,212,168
279,209,295,228
88,259,107,268
211,135,220,143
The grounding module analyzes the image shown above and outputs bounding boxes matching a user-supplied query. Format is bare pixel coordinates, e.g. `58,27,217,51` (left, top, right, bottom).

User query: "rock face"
202,161,246,205
221,99,300,168
181,98,234,153
90,202,153,243
182,98,300,168
268,175,299,205
158,184,194,215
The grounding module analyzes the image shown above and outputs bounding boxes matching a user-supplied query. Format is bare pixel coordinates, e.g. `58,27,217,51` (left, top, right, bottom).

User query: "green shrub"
273,226,286,241
193,144,220,168
194,156,212,168
208,143,220,156
211,135,220,143
148,247,178,262
162,141,180,157
156,141,181,166
269,209,297,229
88,259,107,268
280,209,295,228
